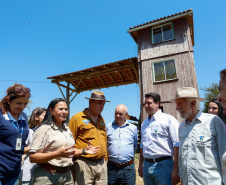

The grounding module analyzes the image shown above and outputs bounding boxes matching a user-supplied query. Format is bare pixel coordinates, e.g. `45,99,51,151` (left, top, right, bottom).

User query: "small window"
153,59,177,82
152,23,174,44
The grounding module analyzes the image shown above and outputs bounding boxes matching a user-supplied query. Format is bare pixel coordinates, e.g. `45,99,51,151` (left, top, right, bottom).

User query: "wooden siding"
137,18,193,61
139,52,198,123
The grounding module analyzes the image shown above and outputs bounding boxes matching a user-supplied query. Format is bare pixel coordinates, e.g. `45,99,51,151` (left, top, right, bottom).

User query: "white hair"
187,98,200,110
125,107,128,114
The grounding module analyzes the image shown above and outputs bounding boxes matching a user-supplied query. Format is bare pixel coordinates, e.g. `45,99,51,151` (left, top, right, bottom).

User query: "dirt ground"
135,154,144,185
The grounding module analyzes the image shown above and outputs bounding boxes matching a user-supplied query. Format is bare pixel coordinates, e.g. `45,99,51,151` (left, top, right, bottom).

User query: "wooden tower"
128,9,198,122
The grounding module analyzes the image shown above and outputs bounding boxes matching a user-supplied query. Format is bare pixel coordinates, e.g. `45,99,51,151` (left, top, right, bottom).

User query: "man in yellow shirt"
69,91,110,185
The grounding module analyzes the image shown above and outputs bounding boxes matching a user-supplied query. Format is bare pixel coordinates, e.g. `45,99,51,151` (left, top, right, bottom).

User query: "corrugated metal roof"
47,57,137,79
47,57,138,93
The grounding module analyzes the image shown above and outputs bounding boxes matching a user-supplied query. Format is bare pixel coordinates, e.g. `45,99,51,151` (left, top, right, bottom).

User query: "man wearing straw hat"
69,90,110,185
172,87,226,185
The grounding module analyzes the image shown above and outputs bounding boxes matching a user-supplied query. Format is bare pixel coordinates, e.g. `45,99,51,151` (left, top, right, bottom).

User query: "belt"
145,156,172,163
78,157,104,162
39,163,70,174
109,159,134,168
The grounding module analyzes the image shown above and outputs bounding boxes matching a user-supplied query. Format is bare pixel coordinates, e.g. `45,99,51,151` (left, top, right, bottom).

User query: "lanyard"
7,113,24,137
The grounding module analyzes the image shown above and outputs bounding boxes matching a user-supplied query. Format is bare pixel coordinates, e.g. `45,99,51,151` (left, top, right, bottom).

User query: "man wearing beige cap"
172,87,226,185
69,90,110,185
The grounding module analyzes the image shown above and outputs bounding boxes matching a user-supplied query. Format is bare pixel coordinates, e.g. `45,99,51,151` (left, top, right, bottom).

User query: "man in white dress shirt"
138,93,180,185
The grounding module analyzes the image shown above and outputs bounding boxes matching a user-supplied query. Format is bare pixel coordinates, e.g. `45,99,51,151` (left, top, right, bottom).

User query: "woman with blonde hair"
0,83,30,185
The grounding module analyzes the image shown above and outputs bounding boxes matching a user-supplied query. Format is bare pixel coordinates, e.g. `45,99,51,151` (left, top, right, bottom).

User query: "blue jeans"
0,176,18,185
107,162,135,185
143,158,173,185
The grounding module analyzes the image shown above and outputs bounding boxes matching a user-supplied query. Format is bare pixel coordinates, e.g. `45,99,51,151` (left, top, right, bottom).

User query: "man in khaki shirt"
69,91,110,185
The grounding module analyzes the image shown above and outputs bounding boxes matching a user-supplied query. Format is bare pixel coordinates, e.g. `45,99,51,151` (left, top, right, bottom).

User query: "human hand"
171,168,180,185
56,143,75,158
84,140,100,155
138,163,143,178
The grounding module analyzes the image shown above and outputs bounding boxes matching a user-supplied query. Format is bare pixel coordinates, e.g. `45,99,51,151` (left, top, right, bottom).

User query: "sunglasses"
8,87,31,96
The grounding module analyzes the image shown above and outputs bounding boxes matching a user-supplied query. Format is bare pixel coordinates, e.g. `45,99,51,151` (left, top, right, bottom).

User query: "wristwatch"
82,148,87,155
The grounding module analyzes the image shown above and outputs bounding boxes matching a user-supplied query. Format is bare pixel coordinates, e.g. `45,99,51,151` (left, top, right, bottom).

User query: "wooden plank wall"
137,18,199,123
138,18,193,61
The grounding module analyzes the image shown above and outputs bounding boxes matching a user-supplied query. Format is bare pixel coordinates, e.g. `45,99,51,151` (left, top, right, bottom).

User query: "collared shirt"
30,122,75,167
106,120,138,163
178,110,226,185
0,110,29,179
5,111,26,122
68,109,107,160
140,110,179,159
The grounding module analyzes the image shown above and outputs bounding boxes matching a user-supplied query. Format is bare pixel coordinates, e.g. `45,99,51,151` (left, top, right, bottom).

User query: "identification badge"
16,137,22,150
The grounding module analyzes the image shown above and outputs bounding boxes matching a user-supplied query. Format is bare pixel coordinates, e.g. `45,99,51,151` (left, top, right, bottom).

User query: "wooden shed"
128,9,198,122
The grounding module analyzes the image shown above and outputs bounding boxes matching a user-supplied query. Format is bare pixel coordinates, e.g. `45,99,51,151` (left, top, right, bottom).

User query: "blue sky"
0,0,225,123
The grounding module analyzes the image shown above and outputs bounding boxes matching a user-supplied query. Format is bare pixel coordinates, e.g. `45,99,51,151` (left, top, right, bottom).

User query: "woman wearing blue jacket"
0,83,30,185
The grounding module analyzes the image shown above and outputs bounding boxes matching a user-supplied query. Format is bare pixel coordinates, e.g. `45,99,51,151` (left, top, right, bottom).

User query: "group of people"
0,68,225,185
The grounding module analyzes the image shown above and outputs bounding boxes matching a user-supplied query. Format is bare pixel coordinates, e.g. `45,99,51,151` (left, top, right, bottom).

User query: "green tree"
201,83,219,113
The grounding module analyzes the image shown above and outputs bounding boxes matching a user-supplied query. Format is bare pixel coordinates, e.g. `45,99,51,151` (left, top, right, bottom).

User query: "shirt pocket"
194,132,219,166
80,125,95,140
195,131,213,148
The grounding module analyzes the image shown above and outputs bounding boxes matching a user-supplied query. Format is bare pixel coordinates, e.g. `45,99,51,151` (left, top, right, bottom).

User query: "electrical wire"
0,80,51,83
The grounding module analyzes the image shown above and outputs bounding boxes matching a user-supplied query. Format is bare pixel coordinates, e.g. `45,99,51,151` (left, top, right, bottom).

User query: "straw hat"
85,91,110,102
170,87,205,102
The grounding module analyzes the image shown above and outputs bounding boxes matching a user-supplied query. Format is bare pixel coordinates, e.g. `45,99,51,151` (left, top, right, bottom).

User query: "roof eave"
127,11,193,34
129,32,137,44
127,10,193,44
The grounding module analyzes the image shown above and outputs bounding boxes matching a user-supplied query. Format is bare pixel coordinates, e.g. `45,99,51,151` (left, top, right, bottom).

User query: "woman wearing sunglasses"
0,83,31,185
30,98,100,185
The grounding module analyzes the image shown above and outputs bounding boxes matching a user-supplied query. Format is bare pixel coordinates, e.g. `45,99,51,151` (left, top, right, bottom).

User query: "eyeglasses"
7,87,31,96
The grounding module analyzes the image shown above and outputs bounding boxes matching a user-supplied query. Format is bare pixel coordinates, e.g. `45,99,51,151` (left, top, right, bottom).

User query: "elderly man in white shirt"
172,87,226,185
138,92,180,185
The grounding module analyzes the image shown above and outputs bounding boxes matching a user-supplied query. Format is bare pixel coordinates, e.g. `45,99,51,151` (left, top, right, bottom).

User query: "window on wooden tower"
152,23,174,44
153,59,177,82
